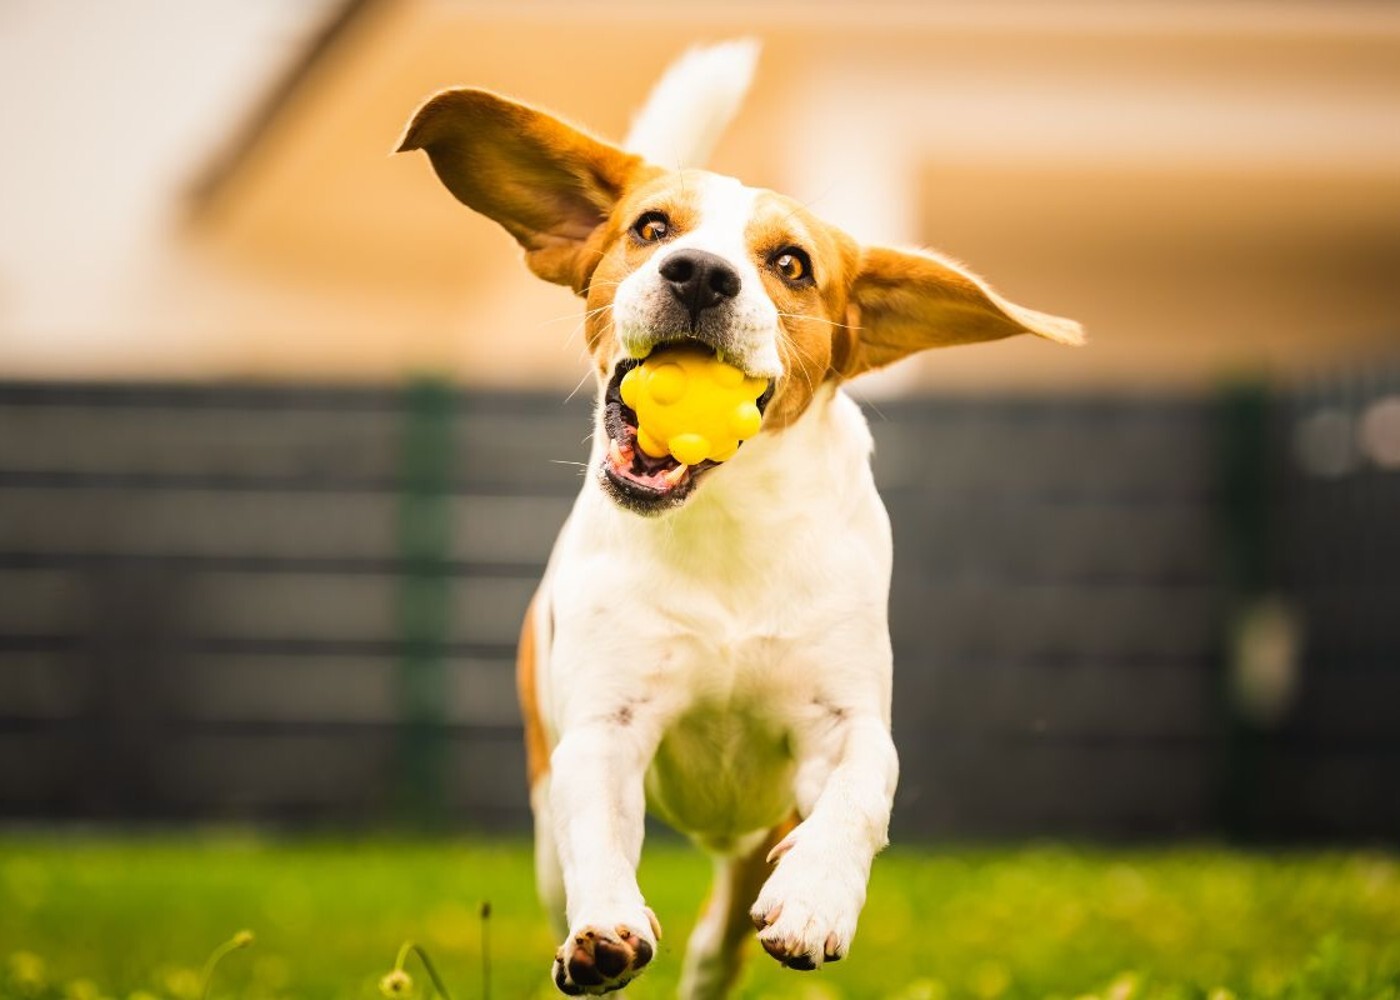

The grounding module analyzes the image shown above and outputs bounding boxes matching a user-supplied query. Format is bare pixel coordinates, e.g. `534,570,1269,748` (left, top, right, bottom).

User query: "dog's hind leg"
679,817,796,1000
531,777,567,939
519,598,566,938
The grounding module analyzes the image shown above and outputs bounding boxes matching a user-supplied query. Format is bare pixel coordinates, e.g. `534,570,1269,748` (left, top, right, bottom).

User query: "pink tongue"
640,465,685,489
609,434,686,489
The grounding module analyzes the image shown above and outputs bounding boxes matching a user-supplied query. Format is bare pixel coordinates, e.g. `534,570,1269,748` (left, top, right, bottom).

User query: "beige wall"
5,1,1398,390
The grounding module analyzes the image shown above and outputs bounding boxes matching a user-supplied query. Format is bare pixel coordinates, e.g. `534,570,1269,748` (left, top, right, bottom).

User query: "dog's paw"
551,909,661,995
749,826,866,971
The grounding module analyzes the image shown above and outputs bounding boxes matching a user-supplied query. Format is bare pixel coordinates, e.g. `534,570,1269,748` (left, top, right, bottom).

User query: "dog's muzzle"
598,341,774,515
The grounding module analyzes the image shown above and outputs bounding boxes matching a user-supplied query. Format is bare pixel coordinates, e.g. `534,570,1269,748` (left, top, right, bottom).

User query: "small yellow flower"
383,941,451,1000
65,980,100,1000
8,952,47,993
969,961,1011,1000
892,980,947,1000
379,969,414,997
1106,973,1140,1000
230,931,254,950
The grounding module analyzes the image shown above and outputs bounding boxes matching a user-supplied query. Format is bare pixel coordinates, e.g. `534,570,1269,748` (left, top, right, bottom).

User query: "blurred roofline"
185,0,385,216
393,0,1400,37
183,0,1400,214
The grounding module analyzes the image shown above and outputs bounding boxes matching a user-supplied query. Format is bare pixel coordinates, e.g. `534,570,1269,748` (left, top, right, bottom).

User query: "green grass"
1,835,1397,1000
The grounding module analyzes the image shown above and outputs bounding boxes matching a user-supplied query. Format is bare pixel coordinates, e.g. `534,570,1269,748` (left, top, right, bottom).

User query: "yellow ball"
619,344,768,466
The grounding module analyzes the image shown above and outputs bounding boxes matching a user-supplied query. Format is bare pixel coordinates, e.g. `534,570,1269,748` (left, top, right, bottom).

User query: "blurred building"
0,1,1397,839
2,0,1396,389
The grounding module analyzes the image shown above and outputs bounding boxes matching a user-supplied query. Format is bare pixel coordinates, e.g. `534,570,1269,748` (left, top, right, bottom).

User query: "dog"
399,41,1081,998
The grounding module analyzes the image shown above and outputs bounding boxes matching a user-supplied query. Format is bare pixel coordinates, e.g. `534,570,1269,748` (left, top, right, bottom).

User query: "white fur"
534,386,899,993
624,39,761,169
611,172,784,378
530,39,899,998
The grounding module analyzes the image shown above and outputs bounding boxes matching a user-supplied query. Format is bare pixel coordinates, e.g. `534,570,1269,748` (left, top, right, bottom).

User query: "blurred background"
1,0,1398,845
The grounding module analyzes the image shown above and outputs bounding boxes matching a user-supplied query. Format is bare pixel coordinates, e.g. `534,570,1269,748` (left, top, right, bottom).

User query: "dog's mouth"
600,343,775,513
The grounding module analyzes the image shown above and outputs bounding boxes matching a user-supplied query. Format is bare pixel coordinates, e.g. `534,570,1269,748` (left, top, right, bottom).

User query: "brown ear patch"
844,246,1083,378
398,88,658,290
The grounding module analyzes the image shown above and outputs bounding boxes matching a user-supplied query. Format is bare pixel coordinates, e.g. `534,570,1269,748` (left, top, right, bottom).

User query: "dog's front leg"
548,719,664,995
750,712,899,970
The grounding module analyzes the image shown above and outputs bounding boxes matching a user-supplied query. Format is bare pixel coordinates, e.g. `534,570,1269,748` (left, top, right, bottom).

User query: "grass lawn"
1,835,1396,1000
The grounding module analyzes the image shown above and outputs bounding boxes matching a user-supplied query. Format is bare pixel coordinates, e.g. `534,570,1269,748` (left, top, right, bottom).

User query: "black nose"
659,249,741,329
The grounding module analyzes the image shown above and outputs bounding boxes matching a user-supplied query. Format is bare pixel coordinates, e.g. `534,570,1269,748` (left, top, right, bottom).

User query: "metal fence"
1219,369,1400,840
0,374,1395,840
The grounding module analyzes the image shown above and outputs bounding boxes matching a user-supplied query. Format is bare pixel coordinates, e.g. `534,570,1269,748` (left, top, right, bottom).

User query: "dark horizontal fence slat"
889,582,1217,660
155,732,399,816
0,652,519,729
893,657,1212,741
869,399,1212,500
0,488,401,560
892,735,1212,839
0,569,536,646
883,499,1212,585
0,388,593,495
0,404,403,483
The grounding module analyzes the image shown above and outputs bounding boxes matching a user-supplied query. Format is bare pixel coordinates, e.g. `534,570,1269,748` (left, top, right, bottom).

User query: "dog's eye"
771,247,813,285
632,211,670,243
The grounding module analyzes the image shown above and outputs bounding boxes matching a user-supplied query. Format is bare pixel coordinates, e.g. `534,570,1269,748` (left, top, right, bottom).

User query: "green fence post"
396,377,454,826
1212,379,1273,841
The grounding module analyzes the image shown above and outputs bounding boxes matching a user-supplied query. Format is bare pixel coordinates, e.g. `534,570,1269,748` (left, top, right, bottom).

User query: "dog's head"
399,89,1082,514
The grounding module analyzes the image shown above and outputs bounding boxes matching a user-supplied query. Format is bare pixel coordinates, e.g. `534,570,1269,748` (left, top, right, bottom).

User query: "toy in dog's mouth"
600,345,774,512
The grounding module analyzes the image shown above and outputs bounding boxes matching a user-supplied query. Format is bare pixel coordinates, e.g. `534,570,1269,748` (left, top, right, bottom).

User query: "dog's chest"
644,697,798,847
628,607,851,844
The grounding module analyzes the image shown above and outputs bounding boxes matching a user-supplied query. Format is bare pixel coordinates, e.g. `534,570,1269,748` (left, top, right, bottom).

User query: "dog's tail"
624,38,760,170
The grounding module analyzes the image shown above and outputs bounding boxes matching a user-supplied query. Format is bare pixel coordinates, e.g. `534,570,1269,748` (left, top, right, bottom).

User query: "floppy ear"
397,89,652,292
840,245,1083,377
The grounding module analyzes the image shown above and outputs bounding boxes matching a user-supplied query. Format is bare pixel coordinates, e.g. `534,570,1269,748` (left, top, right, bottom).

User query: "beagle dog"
400,41,1081,998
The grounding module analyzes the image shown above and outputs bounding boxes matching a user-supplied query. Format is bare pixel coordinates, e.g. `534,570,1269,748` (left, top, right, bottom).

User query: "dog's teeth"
662,464,688,487
608,440,627,467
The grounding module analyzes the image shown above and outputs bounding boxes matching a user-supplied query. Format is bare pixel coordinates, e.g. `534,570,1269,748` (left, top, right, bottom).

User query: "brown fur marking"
690,814,799,994
517,598,551,786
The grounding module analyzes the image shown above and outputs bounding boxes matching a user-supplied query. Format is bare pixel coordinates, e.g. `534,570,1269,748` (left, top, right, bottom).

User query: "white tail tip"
624,38,761,170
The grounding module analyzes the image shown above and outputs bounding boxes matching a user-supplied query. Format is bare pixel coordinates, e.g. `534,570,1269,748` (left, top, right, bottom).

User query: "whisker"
781,331,822,366
845,382,890,423
559,321,585,353
778,339,818,398
776,179,843,228
556,306,612,356
788,335,832,394
562,367,595,405
775,311,859,331
555,314,589,353
536,302,613,328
